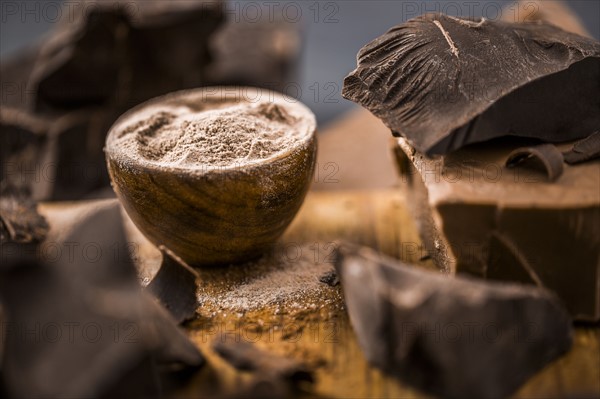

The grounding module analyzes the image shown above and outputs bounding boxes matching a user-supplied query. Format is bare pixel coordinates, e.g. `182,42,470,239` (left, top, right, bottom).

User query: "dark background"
2,0,599,124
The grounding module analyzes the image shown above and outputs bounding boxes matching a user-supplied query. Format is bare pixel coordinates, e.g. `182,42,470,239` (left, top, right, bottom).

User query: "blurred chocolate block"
0,109,48,193
0,45,40,109
1,0,303,201
0,183,48,244
0,199,204,398
0,1,226,201
1,106,120,200
30,0,224,111
335,242,572,399
395,138,600,321
207,14,302,92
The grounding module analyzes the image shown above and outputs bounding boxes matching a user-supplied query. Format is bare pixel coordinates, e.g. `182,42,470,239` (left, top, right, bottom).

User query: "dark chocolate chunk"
1,0,301,202
342,14,600,156
0,108,51,198
0,200,203,398
505,143,564,181
334,242,573,399
57,199,138,284
207,16,302,93
31,11,126,109
0,106,119,201
0,183,48,244
0,45,40,110
395,136,600,321
1,1,224,202
319,270,340,287
213,335,314,385
30,0,224,111
147,246,199,324
563,131,600,164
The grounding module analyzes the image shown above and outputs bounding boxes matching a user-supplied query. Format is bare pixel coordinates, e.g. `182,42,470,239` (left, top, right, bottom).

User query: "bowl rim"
104,86,317,175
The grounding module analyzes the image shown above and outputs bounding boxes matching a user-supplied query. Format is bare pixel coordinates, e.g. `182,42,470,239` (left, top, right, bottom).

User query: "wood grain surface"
40,190,600,398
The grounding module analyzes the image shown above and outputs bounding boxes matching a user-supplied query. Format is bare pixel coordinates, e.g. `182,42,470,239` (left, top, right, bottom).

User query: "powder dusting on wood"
195,244,344,319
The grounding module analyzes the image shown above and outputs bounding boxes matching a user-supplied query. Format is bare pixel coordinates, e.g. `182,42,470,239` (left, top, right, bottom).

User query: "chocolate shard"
319,270,340,287
0,0,300,202
563,131,600,164
505,143,564,181
0,108,52,199
207,15,302,92
342,14,600,156
0,199,203,398
31,11,127,109
30,0,224,111
147,246,199,324
395,137,600,321
0,1,224,202
0,183,48,244
0,45,40,110
57,199,138,284
213,335,314,385
0,106,120,201
334,243,573,399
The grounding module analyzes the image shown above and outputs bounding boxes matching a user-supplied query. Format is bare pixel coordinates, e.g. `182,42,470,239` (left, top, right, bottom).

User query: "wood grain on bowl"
105,87,317,266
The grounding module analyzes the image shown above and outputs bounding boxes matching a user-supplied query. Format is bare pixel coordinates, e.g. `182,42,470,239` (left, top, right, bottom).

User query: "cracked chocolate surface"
343,14,600,156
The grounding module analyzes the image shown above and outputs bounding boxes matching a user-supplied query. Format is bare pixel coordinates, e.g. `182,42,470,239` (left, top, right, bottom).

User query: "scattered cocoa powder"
195,244,344,318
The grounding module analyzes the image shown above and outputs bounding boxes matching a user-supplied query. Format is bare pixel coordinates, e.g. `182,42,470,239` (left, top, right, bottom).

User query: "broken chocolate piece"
319,270,340,287
505,143,564,181
386,3,600,321
0,199,203,398
147,246,199,324
0,45,40,110
334,243,573,399
31,11,126,109
30,0,224,111
342,14,600,156
0,105,121,201
213,335,313,385
0,1,225,202
1,105,125,202
0,183,48,244
0,108,52,199
0,0,301,202
563,131,600,164
207,15,301,93
395,137,600,320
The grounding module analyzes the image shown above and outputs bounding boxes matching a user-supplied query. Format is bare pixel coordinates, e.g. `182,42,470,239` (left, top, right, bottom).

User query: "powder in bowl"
104,87,317,266
108,100,311,170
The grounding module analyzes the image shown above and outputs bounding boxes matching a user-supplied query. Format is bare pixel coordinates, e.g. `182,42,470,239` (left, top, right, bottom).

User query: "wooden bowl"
105,87,317,266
